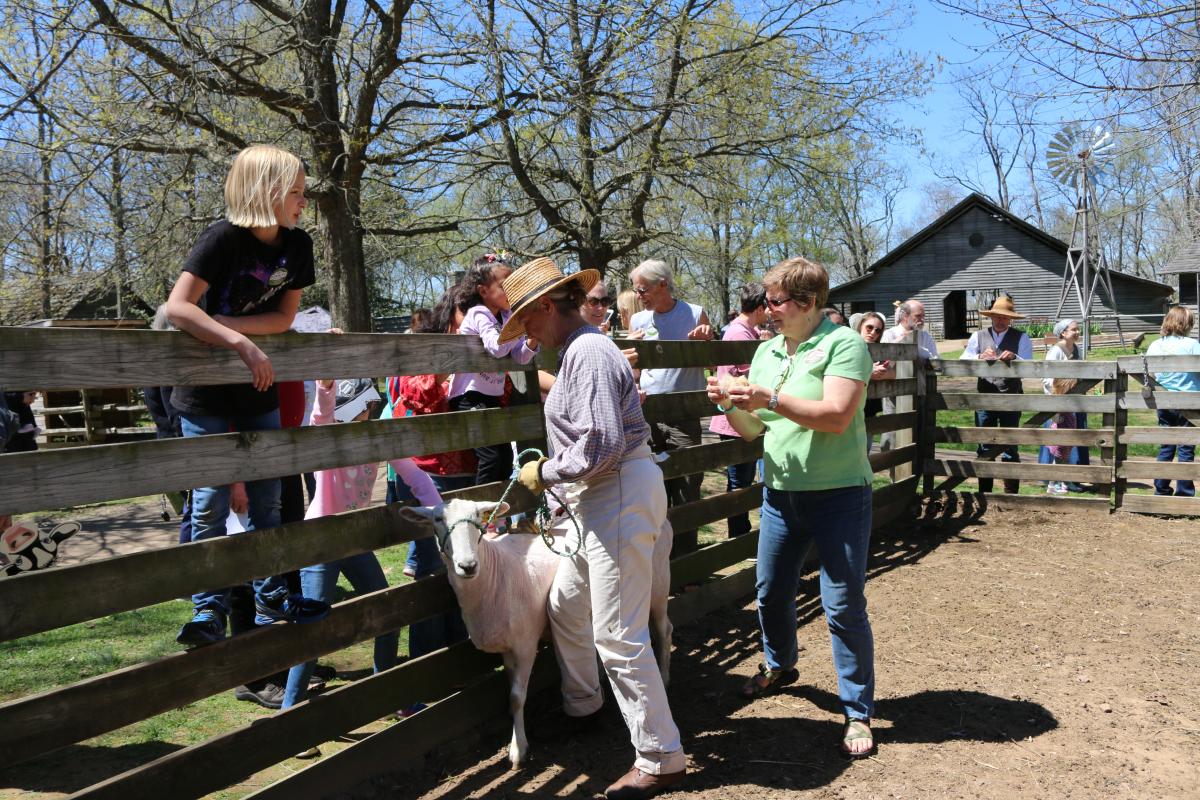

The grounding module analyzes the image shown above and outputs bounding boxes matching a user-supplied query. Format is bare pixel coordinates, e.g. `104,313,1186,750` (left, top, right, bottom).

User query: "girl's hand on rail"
235,338,274,391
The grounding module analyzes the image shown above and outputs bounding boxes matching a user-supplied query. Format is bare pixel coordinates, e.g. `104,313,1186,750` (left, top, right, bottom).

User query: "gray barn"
829,193,1172,338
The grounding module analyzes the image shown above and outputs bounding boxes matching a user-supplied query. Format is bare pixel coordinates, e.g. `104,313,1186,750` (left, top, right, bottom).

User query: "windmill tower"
1048,124,1125,352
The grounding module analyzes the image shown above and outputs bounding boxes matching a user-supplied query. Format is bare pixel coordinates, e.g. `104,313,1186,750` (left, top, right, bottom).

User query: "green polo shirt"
748,318,873,491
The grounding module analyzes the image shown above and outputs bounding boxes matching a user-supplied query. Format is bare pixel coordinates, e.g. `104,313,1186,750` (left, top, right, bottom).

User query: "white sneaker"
1050,482,1068,495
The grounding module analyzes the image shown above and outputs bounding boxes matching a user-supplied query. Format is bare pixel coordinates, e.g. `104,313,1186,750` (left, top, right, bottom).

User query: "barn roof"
1158,240,1200,275
832,192,1172,295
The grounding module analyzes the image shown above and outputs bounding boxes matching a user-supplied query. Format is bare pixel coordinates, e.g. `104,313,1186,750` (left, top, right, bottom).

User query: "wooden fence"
0,326,923,799
923,355,1200,516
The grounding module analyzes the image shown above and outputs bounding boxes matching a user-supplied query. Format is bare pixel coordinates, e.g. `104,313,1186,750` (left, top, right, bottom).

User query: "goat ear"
474,500,510,519
398,505,442,526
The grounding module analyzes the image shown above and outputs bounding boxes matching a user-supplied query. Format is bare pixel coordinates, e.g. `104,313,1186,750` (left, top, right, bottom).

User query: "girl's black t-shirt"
171,220,315,418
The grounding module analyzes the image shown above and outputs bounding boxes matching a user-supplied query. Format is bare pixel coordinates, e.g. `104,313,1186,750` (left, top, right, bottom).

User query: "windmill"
1048,124,1125,352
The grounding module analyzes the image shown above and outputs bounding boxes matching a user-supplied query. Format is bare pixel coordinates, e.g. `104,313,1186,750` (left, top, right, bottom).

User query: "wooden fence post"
919,364,937,496
892,332,916,481
1110,369,1127,511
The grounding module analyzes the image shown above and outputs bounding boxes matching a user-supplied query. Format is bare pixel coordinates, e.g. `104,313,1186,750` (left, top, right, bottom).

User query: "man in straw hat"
962,295,1032,493
501,257,687,799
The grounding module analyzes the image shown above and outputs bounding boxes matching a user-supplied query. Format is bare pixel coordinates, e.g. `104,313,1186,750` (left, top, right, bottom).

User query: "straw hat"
980,295,1026,319
497,257,600,343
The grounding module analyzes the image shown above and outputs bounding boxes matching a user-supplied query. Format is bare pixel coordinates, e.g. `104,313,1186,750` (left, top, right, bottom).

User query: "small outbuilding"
829,193,1173,338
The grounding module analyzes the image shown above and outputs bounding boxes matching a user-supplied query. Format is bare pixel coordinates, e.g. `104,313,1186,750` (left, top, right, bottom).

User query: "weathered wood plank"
1122,426,1200,446
68,641,502,800
873,475,921,508
666,485,762,533
1118,461,1200,480
1117,354,1200,373
0,577,455,768
0,500,442,644
865,411,918,436
930,359,1115,379
0,328,517,390
924,458,1110,482
932,393,1112,413
657,437,763,480
640,390,713,425
669,532,759,588
1119,392,1200,411
607,338,762,369
867,342,921,361
666,564,758,628
0,405,544,516
932,426,1114,447
924,490,1110,515
1119,493,1200,516
865,378,918,400
869,444,919,473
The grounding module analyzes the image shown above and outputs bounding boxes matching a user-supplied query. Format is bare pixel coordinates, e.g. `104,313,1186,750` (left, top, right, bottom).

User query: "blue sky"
888,1,998,227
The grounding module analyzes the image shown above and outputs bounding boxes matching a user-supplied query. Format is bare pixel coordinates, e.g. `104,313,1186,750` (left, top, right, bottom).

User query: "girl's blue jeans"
180,409,287,615
282,553,397,708
757,483,875,721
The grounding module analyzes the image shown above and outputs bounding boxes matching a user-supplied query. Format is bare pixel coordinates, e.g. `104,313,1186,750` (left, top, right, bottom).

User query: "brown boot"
604,765,686,799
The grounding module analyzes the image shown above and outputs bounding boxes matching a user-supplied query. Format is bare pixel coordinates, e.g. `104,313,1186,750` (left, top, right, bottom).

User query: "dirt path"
370,506,1199,800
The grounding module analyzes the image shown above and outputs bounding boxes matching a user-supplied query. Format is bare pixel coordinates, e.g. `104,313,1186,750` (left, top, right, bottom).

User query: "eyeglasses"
585,296,613,307
633,286,651,296
765,295,794,308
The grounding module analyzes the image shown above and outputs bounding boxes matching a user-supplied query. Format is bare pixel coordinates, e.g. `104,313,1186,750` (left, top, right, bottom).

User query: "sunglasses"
765,295,795,308
585,296,614,307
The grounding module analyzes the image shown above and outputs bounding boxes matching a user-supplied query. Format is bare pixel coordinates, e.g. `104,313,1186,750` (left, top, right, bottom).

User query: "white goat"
399,498,674,768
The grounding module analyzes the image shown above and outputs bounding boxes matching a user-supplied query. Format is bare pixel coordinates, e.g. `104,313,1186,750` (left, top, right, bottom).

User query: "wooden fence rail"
0,327,927,798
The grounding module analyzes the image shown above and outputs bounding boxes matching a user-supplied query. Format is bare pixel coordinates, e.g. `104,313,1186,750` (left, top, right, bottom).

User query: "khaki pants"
547,449,686,775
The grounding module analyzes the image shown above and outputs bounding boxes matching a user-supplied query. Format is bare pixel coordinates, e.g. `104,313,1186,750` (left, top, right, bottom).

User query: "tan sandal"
739,663,799,699
841,718,875,759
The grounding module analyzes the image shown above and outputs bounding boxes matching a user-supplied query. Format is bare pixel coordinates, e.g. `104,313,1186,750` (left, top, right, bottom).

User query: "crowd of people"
8,141,1200,800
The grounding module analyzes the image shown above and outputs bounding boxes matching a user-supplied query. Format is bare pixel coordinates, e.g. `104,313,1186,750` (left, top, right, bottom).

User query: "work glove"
518,456,548,495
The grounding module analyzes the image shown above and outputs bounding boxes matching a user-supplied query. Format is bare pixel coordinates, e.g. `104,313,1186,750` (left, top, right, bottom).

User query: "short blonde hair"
1161,305,1194,337
763,256,829,309
1051,377,1077,395
616,288,638,326
224,144,304,228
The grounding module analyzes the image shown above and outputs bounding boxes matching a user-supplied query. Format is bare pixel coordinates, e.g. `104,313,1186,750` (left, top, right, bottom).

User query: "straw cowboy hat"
498,257,600,343
980,295,1026,319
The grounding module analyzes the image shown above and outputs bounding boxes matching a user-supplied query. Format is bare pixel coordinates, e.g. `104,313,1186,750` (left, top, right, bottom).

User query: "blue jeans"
1038,414,1090,469
720,434,756,537
757,484,874,721
1155,410,1195,497
180,409,287,614
407,473,472,658
282,552,397,708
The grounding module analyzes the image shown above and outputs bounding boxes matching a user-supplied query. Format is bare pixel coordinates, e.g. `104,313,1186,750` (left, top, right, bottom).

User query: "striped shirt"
541,325,650,485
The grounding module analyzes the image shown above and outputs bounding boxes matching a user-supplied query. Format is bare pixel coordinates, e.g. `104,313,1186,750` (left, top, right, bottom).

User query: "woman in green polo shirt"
706,256,876,759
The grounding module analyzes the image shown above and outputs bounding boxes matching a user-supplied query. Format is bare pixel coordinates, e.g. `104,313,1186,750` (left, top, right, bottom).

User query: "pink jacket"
305,384,442,520
709,316,759,437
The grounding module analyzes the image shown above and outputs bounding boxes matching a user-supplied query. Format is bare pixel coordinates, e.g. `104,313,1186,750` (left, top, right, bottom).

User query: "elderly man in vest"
961,296,1032,493
628,259,713,554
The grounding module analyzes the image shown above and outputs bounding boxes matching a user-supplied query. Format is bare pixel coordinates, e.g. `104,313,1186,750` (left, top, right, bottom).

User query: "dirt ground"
362,504,1199,800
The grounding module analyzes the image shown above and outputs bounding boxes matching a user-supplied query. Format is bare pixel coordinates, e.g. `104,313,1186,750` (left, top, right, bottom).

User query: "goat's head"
398,499,509,579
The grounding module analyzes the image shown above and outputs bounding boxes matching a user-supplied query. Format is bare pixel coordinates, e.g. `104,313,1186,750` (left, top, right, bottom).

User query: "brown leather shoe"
604,765,686,799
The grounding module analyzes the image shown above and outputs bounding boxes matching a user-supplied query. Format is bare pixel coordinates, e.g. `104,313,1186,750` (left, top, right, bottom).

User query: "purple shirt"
710,316,760,437
448,305,538,398
541,326,650,485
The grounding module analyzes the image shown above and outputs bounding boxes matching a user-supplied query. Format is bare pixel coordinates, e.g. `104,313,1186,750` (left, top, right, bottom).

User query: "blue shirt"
1146,335,1200,392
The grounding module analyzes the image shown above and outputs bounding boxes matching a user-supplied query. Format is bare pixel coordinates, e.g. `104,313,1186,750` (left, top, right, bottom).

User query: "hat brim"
980,309,1026,319
498,269,601,344
334,385,381,423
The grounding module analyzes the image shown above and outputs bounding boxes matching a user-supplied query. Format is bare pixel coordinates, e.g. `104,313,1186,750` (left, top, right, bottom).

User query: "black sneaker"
234,682,285,709
312,663,337,682
254,593,331,626
176,609,227,646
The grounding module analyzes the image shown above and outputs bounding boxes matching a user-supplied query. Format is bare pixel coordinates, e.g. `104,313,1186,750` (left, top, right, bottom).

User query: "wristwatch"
767,391,779,411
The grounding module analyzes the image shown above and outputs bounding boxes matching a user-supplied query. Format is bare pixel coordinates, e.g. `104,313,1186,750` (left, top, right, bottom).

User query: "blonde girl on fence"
165,144,327,647
1145,305,1200,497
